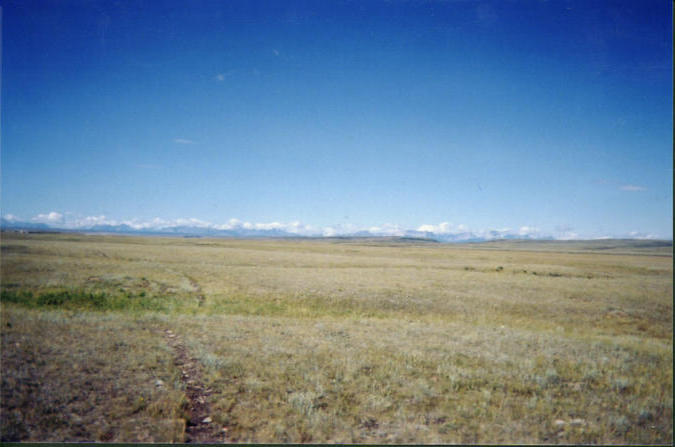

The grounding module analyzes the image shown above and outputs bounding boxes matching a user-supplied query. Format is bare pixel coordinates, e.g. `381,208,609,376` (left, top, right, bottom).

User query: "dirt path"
165,268,206,306
184,274,206,306
163,329,223,443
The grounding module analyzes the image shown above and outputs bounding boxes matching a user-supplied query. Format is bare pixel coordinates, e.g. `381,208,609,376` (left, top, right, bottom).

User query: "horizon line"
0,211,670,242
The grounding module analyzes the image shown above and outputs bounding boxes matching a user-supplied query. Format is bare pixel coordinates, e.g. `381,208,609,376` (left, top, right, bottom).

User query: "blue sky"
2,0,672,239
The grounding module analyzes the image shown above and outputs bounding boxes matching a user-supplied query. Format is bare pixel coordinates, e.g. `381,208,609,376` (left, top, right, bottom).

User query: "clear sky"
2,0,672,239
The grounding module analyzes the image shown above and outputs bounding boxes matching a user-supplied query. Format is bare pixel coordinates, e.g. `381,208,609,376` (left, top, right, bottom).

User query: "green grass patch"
1,288,181,312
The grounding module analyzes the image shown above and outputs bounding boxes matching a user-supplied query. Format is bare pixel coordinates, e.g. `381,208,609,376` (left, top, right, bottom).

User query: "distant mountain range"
0,217,550,242
0,219,52,231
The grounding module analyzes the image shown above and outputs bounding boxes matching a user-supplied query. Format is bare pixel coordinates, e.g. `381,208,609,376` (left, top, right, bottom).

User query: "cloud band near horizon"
0,211,666,241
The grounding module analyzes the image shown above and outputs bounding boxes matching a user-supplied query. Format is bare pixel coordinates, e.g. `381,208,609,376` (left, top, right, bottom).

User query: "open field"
0,232,672,443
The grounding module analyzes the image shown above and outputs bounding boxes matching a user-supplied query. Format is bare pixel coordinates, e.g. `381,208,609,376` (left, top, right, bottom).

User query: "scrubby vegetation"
1,232,672,443
1,288,178,312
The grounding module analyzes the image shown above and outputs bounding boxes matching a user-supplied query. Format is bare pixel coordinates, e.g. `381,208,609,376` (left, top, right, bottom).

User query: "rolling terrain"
0,232,672,443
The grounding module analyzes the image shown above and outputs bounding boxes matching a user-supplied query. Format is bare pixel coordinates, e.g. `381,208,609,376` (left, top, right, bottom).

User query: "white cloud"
213,218,243,230
556,232,579,240
174,138,196,145
322,227,337,237
628,231,658,240
150,217,170,226
17,213,668,241
367,223,405,236
120,219,147,230
418,223,520,240
283,221,304,234
173,217,211,227
75,215,112,227
417,222,457,234
554,224,578,240
214,71,234,81
480,228,512,237
417,222,477,235
591,231,662,240
211,220,318,235
32,211,64,224
38,213,120,229
253,222,284,231
620,185,647,191
518,226,539,236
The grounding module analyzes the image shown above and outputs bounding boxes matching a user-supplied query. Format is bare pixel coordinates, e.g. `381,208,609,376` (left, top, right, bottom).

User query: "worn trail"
184,274,206,306
163,329,223,443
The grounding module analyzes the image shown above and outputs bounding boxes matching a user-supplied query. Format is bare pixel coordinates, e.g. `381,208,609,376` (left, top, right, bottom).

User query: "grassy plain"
0,232,672,443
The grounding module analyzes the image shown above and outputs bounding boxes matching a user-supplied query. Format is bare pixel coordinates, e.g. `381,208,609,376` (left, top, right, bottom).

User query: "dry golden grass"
1,232,672,443
1,307,186,442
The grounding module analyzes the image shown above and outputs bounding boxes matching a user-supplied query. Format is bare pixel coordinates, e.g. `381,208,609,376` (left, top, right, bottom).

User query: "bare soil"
164,328,222,443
